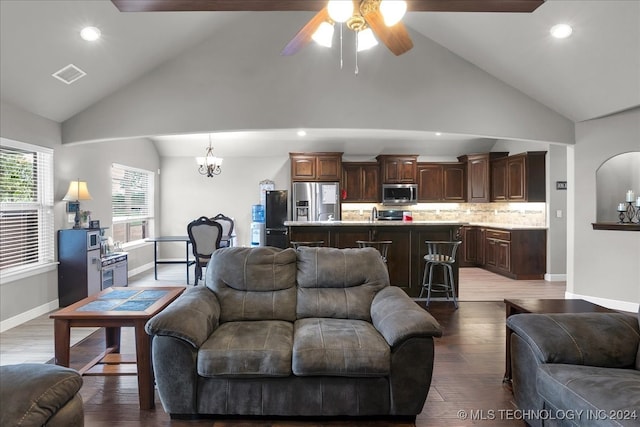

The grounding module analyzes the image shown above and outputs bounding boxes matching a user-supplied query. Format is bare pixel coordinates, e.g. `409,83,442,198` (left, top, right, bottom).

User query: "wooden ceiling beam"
111,0,544,13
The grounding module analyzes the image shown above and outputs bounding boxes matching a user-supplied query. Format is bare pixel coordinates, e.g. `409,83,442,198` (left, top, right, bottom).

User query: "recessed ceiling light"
80,26,101,42
550,24,572,39
297,130,307,137
435,132,442,136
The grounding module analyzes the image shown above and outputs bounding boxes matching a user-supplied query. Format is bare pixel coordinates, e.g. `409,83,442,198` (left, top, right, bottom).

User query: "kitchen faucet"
317,212,334,221
371,206,378,221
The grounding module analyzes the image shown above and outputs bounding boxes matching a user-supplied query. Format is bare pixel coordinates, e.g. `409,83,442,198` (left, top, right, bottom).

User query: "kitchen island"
285,220,466,297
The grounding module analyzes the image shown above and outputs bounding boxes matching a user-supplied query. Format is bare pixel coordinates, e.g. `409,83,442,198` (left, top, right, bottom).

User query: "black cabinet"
57,229,102,307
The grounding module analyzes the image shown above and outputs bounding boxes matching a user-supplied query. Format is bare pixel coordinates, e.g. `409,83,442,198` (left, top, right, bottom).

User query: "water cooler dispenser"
250,204,265,247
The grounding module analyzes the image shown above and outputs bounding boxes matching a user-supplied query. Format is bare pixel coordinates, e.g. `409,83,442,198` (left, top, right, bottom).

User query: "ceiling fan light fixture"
312,21,335,47
357,28,378,52
327,0,354,23
379,0,407,27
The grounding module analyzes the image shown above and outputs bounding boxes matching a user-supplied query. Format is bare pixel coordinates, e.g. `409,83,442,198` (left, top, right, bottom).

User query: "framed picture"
66,201,79,213
89,220,100,229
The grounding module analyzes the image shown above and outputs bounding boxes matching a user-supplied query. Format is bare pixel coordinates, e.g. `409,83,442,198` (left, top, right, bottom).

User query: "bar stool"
356,240,392,264
419,241,462,308
290,241,324,249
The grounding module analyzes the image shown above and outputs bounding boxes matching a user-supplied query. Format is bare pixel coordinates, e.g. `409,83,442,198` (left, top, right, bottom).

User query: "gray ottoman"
0,363,84,427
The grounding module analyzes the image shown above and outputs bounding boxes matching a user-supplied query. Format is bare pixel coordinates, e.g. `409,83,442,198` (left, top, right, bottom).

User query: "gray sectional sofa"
145,246,442,419
507,311,640,427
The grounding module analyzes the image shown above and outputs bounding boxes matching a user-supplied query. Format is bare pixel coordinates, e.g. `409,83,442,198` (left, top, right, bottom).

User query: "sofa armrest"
507,312,640,368
145,286,220,348
371,286,442,347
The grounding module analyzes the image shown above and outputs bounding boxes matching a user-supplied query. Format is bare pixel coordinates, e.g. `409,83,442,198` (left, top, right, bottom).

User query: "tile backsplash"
342,202,546,226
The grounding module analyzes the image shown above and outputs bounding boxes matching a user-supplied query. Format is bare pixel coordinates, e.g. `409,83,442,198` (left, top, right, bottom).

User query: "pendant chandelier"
196,135,223,177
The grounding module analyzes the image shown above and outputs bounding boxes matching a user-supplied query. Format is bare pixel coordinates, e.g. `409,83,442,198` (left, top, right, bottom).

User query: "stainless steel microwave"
382,184,418,205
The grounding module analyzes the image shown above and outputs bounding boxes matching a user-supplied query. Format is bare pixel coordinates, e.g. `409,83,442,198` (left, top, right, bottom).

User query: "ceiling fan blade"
111,0,326,12
281,7,329,56
363,10,413,56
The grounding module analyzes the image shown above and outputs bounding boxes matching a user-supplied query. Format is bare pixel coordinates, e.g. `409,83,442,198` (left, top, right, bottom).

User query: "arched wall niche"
595,151,640,227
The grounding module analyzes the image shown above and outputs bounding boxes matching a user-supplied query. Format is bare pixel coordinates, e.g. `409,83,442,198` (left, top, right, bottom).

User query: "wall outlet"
556,210,563,218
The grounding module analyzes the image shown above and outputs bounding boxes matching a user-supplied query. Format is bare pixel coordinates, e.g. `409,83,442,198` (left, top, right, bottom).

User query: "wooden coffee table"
50,286,185,409
503,298,615,384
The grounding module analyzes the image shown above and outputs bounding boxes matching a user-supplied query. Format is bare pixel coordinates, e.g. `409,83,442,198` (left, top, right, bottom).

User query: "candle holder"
626,202,635,223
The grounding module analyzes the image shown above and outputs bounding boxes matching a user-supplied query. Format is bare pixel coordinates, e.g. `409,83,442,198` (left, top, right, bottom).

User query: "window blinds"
111,163,153,222
0,139,54,272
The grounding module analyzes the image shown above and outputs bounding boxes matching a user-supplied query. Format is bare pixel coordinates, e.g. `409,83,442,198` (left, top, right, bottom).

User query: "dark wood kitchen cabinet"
491,152,546,202
483,227,546,279
417,162,465,202
460,225,484,267
458,153,508,203
376,155,417,184
290,152,342,182
341,162,379,202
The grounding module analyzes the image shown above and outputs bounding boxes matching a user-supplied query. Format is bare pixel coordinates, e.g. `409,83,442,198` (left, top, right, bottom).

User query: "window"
0,138,54,273
111,163,154,245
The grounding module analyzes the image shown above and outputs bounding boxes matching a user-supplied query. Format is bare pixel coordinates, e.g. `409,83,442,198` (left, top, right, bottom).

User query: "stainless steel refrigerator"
292,182,341,222
265,190,288,248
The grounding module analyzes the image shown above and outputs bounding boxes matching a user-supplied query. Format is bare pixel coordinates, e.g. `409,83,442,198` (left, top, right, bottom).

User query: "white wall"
568,108,640,311
159,156,290,257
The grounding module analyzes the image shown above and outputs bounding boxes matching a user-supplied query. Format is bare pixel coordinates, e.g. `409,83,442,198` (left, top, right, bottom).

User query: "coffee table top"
50,286,185,320
504,298,615,314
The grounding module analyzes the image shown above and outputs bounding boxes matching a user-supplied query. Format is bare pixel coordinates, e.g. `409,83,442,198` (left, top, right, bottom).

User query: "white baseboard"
565,292,639,313
0,299,59,333
128,262,155,278
544,273,567,282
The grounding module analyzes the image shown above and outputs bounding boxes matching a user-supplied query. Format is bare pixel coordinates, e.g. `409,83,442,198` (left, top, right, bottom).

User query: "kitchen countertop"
284,221,546,230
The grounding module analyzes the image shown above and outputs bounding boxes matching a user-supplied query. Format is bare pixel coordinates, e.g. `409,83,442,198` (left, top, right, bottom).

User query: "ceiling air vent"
52,64,86,84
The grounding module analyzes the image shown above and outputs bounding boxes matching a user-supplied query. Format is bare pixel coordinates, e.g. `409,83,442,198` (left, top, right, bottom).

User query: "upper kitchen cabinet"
290,152,343,182
491,152,546,202
342,162,380,202
417,162,466,202
377,155,417,184
458,153,508,203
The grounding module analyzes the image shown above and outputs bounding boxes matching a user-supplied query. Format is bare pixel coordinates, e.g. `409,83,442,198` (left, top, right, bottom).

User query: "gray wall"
569,108,640,311
0,102,60,327
0,100,161,327
61,14,573,145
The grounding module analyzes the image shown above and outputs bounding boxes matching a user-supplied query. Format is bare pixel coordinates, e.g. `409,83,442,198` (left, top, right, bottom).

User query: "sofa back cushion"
206,246,297,322
296,247,389,321
637,309,640,370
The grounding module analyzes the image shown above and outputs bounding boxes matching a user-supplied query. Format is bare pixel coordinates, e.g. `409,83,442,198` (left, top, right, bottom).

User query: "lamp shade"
63,180,92,201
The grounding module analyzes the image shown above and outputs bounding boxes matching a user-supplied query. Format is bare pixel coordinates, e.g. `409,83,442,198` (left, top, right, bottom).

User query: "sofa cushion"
537,364,640,426
198,320,293,377
0,363,83,427
206,247,298,322
296,247,389,321
293,318,390,377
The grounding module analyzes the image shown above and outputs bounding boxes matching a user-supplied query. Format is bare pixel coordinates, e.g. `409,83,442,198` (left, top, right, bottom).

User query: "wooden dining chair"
211,213,235,247
187,216,223,285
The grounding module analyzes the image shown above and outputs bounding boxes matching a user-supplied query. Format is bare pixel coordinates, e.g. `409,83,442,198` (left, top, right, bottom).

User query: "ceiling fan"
111,0,545,57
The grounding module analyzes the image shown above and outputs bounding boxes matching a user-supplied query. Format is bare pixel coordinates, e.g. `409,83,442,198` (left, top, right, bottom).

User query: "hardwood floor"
1,265,566,425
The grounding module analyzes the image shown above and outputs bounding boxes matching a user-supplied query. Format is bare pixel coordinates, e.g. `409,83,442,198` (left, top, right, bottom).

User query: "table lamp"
62,179,92,229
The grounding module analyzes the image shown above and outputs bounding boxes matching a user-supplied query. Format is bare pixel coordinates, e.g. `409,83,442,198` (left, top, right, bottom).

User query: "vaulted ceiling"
1,0,638,157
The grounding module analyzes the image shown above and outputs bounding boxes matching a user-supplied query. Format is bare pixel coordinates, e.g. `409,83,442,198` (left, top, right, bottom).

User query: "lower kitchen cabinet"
461,226,546,280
